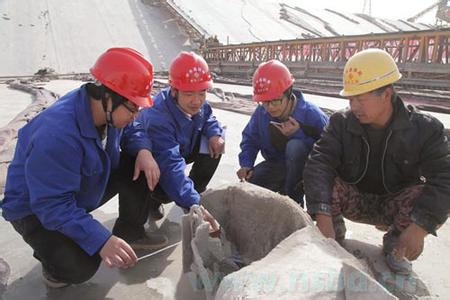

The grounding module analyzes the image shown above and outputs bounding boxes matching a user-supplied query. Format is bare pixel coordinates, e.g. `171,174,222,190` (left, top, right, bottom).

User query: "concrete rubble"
0,82,58,196
183,183,397,299
0,258,10,296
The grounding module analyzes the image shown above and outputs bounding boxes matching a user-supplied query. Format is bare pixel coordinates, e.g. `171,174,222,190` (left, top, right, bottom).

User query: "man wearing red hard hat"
123,51,224,231
237,60,328,207
1,48,167,288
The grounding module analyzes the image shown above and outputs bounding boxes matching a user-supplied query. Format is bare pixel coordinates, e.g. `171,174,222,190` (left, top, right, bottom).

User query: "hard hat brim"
129,95,153,108
340,72,402,97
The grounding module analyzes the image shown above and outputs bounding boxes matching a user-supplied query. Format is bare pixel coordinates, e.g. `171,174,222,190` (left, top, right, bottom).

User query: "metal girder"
202,29,450,65
203,29,450,87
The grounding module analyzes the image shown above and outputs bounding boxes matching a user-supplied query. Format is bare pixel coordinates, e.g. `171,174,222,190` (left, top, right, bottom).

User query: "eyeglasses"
121,101,140,114
260,98,283,108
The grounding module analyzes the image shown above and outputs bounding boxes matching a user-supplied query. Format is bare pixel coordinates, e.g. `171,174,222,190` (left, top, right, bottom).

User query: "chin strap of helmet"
278,86,296,121
100,89,114,127
87,82,127,128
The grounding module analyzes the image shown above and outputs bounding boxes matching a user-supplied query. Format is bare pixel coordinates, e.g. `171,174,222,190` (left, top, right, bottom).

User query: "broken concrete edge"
0,257,10,292
193,183,397,299
0,82,59,196
3,81,59,129
343,239,431,299
215,228,398,299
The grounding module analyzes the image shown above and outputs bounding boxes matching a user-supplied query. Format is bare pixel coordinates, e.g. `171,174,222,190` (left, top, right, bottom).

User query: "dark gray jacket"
304,96,450,235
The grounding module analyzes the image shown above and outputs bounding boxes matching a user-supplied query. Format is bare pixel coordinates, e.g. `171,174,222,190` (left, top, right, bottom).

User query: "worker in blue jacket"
123,51,224,221
1,48,167,288
237,60,329,207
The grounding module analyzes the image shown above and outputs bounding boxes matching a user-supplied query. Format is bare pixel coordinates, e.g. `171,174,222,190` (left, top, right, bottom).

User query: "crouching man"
1,48,167,288
304,49,450,275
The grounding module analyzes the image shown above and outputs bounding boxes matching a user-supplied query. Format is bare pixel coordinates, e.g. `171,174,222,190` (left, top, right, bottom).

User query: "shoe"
42,268,70,289
382,229,400,255
129,232,169,251
333,214,346,245
148,204,165,222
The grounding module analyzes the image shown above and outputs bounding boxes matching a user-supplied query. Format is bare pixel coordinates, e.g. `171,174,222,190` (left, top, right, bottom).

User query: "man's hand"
394,223,428,261
315,214,336,239
208,136,225,159
236,167,253,182
134,149,160,191
273,116,300,136
100,235,137,268
200,206,220,235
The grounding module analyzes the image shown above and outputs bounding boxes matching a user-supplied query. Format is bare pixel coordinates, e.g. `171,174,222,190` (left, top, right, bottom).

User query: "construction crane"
407,0,450,23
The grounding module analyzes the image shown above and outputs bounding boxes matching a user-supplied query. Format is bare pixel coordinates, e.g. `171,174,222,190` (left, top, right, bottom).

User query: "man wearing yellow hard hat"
303,48,450,275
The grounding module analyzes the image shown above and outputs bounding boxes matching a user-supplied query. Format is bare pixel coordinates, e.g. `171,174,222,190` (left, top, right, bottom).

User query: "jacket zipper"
381,130,393,194
345,136,370,184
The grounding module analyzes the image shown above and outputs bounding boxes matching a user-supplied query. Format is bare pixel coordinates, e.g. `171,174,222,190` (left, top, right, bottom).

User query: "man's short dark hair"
371,84,397,103
371,84,393,96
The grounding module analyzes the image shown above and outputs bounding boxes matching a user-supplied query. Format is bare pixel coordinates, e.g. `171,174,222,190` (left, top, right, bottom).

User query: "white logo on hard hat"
255,77,271,94
186,67,207,83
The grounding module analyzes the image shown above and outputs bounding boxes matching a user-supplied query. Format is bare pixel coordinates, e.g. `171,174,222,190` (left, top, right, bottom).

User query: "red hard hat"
169,51,213,91
90,47,153,108
252,60,295,102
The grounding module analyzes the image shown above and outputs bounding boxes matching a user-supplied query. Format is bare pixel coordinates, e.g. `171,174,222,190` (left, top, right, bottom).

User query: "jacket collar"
292,89,306,105
390,96,413,131
347,95,412,135
75,85,100,139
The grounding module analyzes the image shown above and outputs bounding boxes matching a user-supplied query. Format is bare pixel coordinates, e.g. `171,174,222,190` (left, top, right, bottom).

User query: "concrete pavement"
0,82,449,299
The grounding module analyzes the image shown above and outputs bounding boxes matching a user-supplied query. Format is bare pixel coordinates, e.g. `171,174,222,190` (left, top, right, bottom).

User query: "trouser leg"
284,139,311,206
150,144,221,205
109,152,152,242
248,160,285,193
331,178,424,274
187,153,221,194
6,152,138,284
380,185,424,232
330,177,423,231
10,215,101,284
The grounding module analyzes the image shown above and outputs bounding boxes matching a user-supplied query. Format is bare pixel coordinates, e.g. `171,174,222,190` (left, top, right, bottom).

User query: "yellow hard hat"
340,48,402,97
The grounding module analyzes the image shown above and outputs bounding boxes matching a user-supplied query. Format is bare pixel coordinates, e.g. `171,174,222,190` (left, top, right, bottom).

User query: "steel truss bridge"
202,29,450,90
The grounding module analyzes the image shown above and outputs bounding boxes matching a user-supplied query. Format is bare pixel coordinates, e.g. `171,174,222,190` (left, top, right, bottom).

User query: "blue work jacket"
1,85,151,255
123,87,223,209
238,89,329,168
